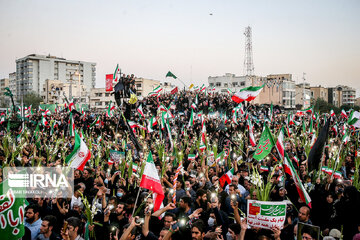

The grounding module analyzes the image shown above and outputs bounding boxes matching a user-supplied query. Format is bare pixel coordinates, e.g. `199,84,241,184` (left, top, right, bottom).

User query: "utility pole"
69,72,72,100
303,72,306,107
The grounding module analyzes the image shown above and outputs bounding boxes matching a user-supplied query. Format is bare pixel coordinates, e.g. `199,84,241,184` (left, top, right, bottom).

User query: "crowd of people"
1,89,360,240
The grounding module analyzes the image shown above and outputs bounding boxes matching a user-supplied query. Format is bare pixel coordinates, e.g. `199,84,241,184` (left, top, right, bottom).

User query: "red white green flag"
284,153,311,207
41,116,48,127
188,109,194,127
276,127,285,160
113,64,120,82
65,130,91,170
253,124,276,161
69,113,75,137
147,116,157,133
68,99,75,112
247,119,256,147
219,168,235,187
188,154,196,161
140,152,165,212
231,84,264,103
137,105,145,118
341,110,347,118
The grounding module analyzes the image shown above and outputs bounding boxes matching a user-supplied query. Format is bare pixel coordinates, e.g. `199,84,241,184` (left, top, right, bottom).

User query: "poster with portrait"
297,223,320,240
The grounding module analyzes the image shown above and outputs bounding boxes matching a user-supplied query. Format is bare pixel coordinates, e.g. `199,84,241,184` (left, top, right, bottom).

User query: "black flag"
307,117,330,172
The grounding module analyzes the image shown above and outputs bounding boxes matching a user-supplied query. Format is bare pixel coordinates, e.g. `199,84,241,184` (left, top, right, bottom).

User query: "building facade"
336,85,356,106
310,86,328,103
295,82,311,109
328,87,342,107
255,74,295,109
0,78,10,106
208,73,250,94
134,78,161,97
15,54,96,103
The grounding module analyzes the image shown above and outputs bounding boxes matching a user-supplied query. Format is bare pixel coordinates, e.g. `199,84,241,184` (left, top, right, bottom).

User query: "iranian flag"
200,84,206,92
140,152,165,212
137,105,145,118
188,154,196,161
332,124,338,135
65,131,91,170
260,166,269,172
171,86,178,95
342,130,350,144
153,85,163,93
231,84,264,103
276,127,285,160
68,99,75,112
128,121,146,131
69,113,75,137
247,119,256,147
253,124,275,161
148,91,159,97
41,116,48,126
191,103,197,110
0,113,5,124
188,109,194,127
106,102,115,117
219,168,235,188
284,153,311,208
113,64,120,82
227,88,233,94
292,156,300,166
330,109,335,117
341,110,348,118
199,141,206,152
347,111,360,128
333,171,342,179
42,109,51,116
147,116,157,133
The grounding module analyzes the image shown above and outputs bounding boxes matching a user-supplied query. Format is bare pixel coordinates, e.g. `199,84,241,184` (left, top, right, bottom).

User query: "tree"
313,98,339,114
22,91,43,109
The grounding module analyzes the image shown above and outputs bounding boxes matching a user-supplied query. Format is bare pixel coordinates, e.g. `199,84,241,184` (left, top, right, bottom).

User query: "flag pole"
132,187,142,217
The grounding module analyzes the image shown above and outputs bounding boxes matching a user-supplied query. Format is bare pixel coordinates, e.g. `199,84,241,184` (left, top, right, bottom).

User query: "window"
232,82,238,87
105,93,110,97
136,83,142,88
209,83,214,87
216,82,221,87
240,82,245,86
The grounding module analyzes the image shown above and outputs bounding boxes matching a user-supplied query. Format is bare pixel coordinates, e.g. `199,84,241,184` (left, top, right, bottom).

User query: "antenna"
243,26,254,77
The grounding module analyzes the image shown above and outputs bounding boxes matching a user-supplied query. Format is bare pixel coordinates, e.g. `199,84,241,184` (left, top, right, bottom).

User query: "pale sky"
0,0,359,94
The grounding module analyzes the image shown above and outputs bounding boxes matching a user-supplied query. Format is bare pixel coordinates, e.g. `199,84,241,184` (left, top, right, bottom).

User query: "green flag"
253,124,276,161
166,71,177,79
0,179,26,239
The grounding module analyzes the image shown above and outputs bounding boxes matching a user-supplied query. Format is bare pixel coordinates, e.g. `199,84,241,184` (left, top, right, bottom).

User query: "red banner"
105,74,113,92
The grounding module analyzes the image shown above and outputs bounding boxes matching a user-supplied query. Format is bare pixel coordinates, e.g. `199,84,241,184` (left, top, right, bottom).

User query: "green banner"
0,179,26,239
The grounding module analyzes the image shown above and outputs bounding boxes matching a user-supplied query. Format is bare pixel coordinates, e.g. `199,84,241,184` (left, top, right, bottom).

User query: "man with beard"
61,217,84,240
106,202,128,231
191,220,206,240
36,215,60,240
25,204,43,240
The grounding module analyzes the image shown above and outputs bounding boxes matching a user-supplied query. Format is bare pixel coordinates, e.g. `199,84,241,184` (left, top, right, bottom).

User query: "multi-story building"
328,87,342,107
15,54,96,103
42,79,88,105
90,88,113,111
9,72,16,101
134,78,161,97
0,78,10,106
295,82,311,109
255,74,295,109
336,85,356,106
208,73,250,94
310,86,328,103
356,97,360,107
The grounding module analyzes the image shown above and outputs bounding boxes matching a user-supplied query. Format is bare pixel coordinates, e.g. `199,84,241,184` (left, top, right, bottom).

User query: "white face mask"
208,217,215,227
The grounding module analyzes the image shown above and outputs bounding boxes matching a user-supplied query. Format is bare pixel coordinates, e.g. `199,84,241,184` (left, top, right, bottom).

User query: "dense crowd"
1,89,360,240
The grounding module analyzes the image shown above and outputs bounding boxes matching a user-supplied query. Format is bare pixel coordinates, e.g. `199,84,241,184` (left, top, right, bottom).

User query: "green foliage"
22,91,43,109
314,98,339,114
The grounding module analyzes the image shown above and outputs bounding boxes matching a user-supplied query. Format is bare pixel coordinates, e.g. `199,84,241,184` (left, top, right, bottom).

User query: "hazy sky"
1,0,359,94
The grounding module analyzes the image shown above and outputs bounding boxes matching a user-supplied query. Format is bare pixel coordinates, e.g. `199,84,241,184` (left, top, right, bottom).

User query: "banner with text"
247,200,287,230
106,74,113,92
